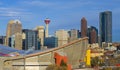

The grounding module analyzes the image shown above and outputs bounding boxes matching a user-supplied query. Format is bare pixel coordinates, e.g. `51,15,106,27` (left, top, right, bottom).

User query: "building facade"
8,33,22,50
44,36,58,48
35,26,45,47
15,33,22,50
0,36,6,45
68,29,79,42
81,17,87,38
99,11,112,47
6,20,22,49
22,29,40,50
55,30,69,46
87,26,98,44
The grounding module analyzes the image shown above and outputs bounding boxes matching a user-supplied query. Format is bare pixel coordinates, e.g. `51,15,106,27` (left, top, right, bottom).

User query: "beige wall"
35,26,44,46
15,33,22,50
55,30,69,46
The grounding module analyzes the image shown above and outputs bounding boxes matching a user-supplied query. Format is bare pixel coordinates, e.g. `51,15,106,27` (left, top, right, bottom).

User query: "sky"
0,0,120,42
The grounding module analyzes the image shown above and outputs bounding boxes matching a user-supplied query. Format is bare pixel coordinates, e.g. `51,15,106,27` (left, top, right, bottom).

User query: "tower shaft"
45,24,49,37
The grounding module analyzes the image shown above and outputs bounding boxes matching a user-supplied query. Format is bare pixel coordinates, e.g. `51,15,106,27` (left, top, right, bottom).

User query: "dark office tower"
90,29,97,44
6,20,22,47
99,11,112,46
0,36,6,45
44,36,58,48
22,29,39,50
81,17,87,38
87,26,98,44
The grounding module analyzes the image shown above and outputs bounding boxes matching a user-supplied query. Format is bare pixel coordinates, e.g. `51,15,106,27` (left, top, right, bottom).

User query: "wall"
2,37,88,70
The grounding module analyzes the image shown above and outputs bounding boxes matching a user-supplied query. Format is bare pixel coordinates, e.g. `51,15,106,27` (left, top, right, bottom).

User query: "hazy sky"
0,0,120,42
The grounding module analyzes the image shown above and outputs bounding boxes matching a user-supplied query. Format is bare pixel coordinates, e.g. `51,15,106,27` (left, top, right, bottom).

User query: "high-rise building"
81,17,87,38
8,33,22,50
87,26,98,44
15,33,22,50
68,29,79,42
44,18,50,37
6,20,22,49
35,26,45,46
44,36,58,48
0,36,6,45
9,35,15,48
22,29,39,50
99,11,112,46
55,30,68,46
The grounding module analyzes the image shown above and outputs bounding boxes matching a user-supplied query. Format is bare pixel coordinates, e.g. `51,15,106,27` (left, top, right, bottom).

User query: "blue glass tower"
99,11,112,46
44,36,58,48
22,29,40,50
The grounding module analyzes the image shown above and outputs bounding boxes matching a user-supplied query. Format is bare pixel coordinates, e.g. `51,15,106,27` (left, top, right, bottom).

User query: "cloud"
0,7,32,17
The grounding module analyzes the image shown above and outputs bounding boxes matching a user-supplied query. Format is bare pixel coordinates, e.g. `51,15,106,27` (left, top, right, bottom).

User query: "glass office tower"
99,11,112,46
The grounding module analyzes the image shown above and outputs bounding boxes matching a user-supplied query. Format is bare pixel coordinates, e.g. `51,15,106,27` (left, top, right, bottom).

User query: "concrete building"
15,33,22,50
81,17,87,38
55,30,69,46
68,29,79,42
8,33,22,50
35,26,45,47
44,36,58,48
87,26,98,44
22,29,40,50
6,20,22,49
99,11,112,47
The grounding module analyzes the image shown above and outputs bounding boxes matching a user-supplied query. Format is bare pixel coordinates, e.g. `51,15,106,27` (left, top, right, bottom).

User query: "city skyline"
0,0,120,42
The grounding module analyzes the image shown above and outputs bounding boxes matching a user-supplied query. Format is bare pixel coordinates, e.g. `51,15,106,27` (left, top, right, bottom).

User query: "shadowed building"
0,36,6,45
99,11,112,47
81,17,87,38
87,26,98,44
22,29,40,50
6,20,22,50
90,29,97,44
44,36,58,48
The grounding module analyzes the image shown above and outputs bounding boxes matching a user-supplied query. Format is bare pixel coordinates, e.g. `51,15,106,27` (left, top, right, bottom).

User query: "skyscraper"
87,26,98,44
35,26,45,46
81,17,87,38
68,29,79,42
15,33,22,50
0,36,6,45
22,29,39,50
55,30,68,46
6,20,22,49
44,36,58,48
9,33,22,50
99,11,112,46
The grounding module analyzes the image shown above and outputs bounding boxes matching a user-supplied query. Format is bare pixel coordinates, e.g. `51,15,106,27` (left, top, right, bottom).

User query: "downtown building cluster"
0,11,112,50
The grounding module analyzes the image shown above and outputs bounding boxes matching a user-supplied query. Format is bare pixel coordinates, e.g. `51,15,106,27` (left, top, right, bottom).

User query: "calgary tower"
44,18,50,37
